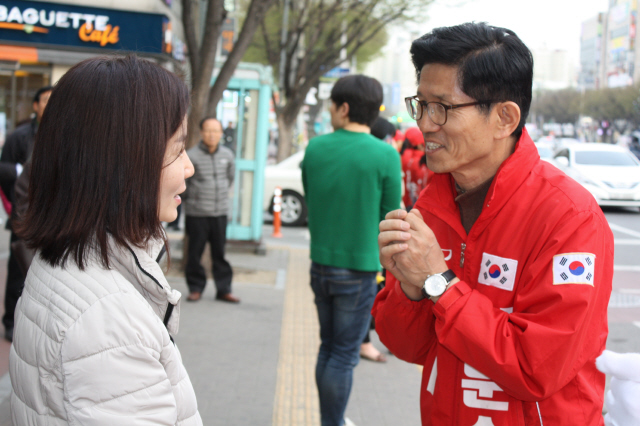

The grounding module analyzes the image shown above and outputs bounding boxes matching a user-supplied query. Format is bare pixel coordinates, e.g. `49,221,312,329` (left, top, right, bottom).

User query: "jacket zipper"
460,243,466,268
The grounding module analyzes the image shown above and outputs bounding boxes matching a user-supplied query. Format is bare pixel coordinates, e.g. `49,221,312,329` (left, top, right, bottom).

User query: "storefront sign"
0,0,169,55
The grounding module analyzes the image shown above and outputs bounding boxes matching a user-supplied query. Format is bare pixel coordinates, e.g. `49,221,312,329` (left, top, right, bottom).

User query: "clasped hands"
378,209,454,302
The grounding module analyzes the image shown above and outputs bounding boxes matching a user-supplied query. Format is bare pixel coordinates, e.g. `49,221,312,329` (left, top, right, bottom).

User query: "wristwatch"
422,270,457,299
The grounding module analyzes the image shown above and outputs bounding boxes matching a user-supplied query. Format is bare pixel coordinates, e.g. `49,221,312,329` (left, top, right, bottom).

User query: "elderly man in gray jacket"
183,117,239,303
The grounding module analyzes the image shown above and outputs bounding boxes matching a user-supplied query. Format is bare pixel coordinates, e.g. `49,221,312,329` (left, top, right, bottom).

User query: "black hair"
330,75,383,126
33,86,53,103
370,117,397,140
18,55,189,270
199,116,221,130
410,22,533,139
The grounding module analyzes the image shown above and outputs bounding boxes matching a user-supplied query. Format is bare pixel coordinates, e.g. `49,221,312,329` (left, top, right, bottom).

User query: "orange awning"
0,45,38,62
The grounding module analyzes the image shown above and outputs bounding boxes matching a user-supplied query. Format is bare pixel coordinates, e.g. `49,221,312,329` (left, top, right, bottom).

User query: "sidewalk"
0,233,422,425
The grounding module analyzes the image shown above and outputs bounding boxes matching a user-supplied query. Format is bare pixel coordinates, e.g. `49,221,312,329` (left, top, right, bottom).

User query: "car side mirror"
555,157,569,167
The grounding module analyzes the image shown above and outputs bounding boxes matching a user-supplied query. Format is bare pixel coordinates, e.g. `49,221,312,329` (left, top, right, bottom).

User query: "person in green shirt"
301,74,401,426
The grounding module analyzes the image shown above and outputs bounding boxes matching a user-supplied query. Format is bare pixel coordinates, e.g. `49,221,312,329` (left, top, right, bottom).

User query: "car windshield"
575,151,639,166
537,146,554,158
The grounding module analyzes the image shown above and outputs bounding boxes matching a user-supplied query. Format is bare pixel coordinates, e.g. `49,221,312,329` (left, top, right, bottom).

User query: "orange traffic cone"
272,186,283,238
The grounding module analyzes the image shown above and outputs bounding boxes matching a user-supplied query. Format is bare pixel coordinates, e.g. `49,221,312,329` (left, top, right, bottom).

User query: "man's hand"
379,209,412,284
379,209,449,299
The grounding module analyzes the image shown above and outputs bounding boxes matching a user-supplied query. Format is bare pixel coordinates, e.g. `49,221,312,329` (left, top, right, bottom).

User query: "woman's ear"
494,101,521,140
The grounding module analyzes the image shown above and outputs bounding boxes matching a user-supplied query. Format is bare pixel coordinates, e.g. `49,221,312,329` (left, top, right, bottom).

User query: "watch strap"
421,269,457,299
441,269,456,284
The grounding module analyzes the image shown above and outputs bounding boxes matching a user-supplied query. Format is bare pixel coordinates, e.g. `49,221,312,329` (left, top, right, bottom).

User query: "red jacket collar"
415,128,539,238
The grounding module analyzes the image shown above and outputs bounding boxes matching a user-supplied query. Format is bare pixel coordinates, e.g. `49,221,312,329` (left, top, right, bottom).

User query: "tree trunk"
182,0,226,148
188,86,211,148
276,112,296,162
206,0,277,115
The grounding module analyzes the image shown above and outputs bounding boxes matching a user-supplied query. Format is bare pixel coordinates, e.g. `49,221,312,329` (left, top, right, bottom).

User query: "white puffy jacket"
9,237,203,425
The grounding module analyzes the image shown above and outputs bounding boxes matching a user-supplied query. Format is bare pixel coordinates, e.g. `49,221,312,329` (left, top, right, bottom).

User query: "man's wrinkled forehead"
416,63,465,102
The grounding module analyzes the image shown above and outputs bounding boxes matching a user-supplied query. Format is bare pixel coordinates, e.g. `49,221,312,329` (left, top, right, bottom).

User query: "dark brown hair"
17,55,189,269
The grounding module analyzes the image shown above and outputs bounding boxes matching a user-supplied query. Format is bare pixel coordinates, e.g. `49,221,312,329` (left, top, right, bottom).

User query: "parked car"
553,143,640,209
534,141,555,163
263,150,307,226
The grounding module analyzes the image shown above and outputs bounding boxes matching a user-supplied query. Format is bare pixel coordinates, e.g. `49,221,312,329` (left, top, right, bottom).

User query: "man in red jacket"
373,22,612,425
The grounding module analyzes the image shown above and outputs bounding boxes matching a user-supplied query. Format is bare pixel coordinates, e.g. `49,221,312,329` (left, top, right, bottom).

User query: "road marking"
0,373,11,404
614,265,640,272
634,322,640,330
614,239,640,245
609,292,640,308
275,268,286,290
609,223,640,239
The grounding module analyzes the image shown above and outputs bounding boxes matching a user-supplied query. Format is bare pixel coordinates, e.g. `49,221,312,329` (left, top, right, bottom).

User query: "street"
266,208,640,355
601,207,640,354
0,209,637,425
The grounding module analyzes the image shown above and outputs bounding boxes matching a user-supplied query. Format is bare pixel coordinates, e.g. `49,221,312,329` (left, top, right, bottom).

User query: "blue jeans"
310,262,377,426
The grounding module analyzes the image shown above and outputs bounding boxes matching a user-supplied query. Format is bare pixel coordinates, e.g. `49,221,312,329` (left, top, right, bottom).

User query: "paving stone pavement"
0,243,421,426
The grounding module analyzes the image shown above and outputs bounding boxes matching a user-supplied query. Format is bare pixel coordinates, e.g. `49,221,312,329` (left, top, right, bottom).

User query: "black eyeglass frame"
405,96,496,126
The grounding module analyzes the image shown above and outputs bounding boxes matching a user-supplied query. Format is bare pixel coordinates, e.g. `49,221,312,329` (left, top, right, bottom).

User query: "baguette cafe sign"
0,0,167,54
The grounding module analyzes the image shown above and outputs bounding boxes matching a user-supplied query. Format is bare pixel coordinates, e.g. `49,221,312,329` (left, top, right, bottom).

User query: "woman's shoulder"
24,255,148,323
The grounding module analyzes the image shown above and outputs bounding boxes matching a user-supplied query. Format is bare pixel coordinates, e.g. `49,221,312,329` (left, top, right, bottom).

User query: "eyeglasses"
405,96,494,126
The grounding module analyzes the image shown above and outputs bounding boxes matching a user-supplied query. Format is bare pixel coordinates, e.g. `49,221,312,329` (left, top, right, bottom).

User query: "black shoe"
4,327,13,343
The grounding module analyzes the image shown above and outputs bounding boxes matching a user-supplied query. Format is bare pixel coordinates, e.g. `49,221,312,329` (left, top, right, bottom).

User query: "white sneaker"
344,418,357,426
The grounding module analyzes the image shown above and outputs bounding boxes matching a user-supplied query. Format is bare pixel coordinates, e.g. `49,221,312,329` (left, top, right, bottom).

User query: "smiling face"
159,117,194,222
416,63,515,190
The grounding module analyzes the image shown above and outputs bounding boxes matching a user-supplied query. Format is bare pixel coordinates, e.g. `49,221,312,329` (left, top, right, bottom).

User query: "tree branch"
207,0,277,113
181,0,200,80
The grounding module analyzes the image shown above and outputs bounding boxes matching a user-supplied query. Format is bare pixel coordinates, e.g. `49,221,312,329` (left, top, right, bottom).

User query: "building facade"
580,13,607,90
579,0,640,90
0,0,186,144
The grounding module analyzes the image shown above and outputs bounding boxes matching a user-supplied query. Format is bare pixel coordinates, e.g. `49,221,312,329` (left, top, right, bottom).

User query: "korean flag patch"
553,253,595,285
478,253,518,291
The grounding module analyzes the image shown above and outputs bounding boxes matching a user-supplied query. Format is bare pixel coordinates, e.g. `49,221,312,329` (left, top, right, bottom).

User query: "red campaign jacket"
402,149,428,207
372,129,612,426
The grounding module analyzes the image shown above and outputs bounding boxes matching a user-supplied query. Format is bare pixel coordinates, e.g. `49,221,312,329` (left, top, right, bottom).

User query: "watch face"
425,274,447,297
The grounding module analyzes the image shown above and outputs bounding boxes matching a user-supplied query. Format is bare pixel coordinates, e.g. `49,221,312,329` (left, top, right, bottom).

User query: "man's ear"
338,102,350,119
494,101,520,140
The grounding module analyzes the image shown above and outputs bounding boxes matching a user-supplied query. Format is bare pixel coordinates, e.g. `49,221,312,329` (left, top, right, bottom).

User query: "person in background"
9,55,202,425
370,116,397,144
0,85,52,342
360,115,401,364
223,121,237,153
400,127,427,210
392,129,405,151
302,74,401,426
183,117,239,303
374,22,612,425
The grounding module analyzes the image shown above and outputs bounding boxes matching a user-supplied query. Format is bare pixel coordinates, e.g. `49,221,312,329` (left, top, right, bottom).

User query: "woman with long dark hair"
9,55,202,425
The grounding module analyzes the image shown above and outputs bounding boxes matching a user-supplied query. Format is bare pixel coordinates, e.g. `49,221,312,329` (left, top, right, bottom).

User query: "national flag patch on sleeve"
477,253,518,291
553,253,595,285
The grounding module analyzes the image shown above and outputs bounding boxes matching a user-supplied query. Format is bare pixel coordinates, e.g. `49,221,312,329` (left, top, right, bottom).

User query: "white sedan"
263,150,307,226
553,143,640,209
